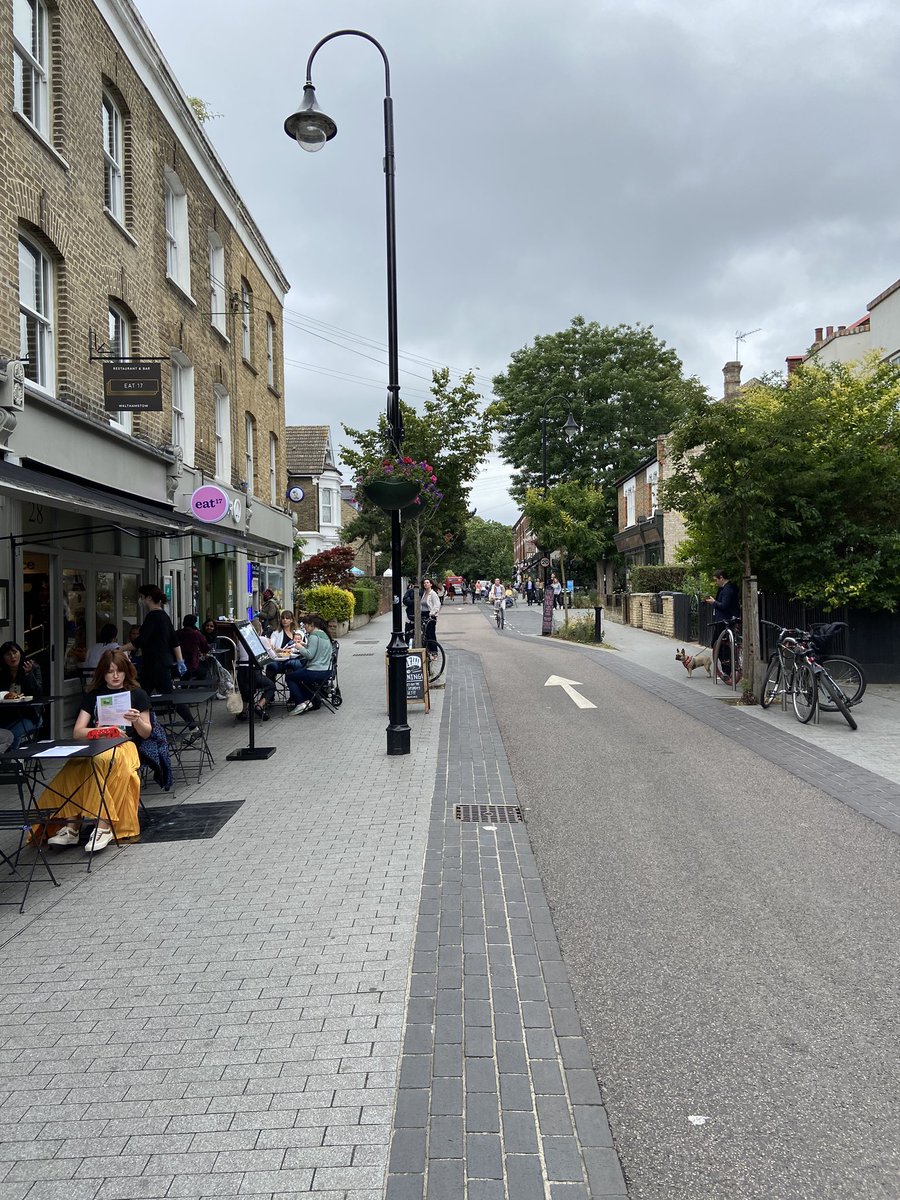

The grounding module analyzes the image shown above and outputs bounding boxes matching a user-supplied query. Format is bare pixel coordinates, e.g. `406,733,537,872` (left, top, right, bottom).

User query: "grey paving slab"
385,651,628,1198
0,616,440,1199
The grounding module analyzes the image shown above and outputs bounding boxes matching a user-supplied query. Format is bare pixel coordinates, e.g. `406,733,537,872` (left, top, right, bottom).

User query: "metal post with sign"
540,556,554,636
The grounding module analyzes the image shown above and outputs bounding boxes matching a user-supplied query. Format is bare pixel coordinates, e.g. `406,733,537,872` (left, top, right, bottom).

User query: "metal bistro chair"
304,640,342,715
0,758,60,912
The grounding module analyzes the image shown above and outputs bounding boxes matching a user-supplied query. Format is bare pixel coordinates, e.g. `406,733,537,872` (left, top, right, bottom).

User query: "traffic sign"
540,556,550,567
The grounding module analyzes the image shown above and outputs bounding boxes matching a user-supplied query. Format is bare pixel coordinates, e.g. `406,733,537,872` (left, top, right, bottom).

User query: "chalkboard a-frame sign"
388,647,430,713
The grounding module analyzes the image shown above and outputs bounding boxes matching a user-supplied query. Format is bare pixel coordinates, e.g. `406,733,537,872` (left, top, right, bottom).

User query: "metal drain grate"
353,640,380,645
352,652,375,656
455,804,524,824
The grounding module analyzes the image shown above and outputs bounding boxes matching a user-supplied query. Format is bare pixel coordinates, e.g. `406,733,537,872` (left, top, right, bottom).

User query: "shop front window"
63,568,87,677
95,570,114,639
121,573,139,643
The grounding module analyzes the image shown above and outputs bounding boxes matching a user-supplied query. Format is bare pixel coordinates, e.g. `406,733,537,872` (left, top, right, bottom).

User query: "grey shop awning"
0,459,193,543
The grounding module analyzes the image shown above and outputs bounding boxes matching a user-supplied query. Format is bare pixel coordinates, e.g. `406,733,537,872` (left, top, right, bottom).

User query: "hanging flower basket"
360,479,421,511
356,456,442,512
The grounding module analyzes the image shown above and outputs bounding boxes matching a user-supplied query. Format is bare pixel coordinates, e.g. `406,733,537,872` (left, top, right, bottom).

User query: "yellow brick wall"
2,0,286,499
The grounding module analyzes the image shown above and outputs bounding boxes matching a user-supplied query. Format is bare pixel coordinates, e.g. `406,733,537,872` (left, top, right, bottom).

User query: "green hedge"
351,585,380,616
303,584,355,622
629,565,687,593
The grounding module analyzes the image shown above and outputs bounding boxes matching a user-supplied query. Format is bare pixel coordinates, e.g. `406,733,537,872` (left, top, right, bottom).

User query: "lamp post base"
386,723,411,755
386,627,410,756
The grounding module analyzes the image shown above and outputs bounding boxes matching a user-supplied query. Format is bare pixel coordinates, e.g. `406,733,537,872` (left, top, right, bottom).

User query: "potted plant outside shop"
357,456,442,512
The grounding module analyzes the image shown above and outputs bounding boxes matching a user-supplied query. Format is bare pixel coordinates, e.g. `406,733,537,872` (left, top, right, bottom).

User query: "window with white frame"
170,352,195,465
108,303,132,433
244,413,255,494
240,279,252,361
102,92,124,221
208,232,226,335
624,478,636,527
266,314,276,387
647,462,659,513
214,385,231,482
18,235,54,391
13,0,50,139
269,433,277,505
164,169,191,292
320,486,334,526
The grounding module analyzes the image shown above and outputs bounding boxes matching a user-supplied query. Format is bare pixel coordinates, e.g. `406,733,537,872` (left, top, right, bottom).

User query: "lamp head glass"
284,84,337,152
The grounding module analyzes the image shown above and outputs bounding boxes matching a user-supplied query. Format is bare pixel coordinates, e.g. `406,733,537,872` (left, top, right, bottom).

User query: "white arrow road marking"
544,675,597,709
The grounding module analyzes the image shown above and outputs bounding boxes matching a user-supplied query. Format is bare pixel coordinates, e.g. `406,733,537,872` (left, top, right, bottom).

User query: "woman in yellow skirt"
40,650,150,853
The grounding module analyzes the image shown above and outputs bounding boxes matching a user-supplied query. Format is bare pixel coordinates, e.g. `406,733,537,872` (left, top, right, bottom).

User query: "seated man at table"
176,614,210,679
39,649,150,853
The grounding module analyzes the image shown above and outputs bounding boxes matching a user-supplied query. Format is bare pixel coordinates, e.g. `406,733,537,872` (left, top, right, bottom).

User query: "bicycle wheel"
819,656,866,709
427,642,446,683
496,606,504,630
791,663,817,724
760,656,782,708
818,671,857,730
713,630,734,683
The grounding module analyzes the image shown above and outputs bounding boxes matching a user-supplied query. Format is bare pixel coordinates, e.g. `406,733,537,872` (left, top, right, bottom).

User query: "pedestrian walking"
525,577,535,606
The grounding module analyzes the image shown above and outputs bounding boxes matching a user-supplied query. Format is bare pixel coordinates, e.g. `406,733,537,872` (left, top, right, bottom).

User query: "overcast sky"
138,0,900,524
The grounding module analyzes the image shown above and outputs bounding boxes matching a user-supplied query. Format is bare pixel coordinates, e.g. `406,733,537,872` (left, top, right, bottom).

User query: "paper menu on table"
95,692,131,726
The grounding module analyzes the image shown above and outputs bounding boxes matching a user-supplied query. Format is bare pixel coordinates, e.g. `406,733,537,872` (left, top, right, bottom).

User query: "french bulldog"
676,647,712,677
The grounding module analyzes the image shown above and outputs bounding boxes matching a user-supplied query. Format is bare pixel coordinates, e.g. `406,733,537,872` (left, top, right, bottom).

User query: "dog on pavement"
676,647,712,678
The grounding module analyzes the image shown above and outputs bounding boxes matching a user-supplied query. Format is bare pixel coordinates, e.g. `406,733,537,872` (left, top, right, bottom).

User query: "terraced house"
0,0,293,728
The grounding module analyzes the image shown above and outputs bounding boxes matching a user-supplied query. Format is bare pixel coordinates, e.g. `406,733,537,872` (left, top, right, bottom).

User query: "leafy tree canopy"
490,316,708,509
294,546,355,591
454,517,514,583
660,355,900,610
341,368,494,579
524,481,610,567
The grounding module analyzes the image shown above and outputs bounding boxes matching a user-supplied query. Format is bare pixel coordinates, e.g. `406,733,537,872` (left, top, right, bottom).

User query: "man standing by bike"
705,569,740,680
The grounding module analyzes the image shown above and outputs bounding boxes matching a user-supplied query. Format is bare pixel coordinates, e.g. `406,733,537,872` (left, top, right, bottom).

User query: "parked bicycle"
404,619,446,683
759,620,861,730
711,617,742,688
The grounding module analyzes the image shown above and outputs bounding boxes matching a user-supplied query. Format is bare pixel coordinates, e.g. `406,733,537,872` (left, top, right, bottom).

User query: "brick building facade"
0,0,292,727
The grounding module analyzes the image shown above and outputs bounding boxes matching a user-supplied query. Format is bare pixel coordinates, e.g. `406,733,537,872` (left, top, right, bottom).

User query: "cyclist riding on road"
489,578,506,623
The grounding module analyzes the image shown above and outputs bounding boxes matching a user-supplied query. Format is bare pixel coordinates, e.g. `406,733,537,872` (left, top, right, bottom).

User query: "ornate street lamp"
285,30,410,756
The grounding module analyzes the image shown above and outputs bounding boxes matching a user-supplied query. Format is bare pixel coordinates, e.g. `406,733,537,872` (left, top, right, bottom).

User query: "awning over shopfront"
0,460,193,543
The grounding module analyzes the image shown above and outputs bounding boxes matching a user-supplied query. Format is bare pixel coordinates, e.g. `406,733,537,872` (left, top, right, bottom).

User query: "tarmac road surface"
443,600,900,1200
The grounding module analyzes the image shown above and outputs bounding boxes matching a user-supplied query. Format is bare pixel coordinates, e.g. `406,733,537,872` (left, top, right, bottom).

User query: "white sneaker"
84,827,114,854
290,702,312,715
48,825,80,848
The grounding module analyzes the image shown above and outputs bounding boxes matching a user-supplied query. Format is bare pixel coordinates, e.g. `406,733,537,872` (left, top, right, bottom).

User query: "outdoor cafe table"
8,738,124,872
150,687,217,781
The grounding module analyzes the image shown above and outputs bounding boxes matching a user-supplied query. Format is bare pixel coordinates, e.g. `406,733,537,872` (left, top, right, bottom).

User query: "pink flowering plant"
356,456,443,506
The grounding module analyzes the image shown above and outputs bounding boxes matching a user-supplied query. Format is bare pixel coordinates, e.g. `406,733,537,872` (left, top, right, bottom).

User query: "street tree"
342,368,494,636
661,355,900,613
490,316,707,581
524,481,609,620
454,517,514,585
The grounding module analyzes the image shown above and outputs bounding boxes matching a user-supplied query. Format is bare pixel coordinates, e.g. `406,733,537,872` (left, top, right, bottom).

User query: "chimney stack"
785,355,804,376
815,327,823,342
723,361,742,399
826,326,834,339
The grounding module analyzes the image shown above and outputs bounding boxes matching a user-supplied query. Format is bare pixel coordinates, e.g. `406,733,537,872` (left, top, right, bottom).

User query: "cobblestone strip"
585,647,900,836
386,651,627,1199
